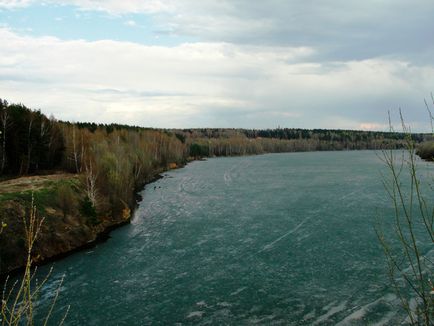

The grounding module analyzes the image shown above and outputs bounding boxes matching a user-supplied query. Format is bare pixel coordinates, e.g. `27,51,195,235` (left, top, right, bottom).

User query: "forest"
0,99,430,218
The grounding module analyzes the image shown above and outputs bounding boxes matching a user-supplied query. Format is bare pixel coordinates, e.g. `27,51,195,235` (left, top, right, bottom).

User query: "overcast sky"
0,1,433,130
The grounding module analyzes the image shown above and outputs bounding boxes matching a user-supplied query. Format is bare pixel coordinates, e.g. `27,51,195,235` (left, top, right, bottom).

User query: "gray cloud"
0,1,433,130
155,1,434,64
6,0,433,63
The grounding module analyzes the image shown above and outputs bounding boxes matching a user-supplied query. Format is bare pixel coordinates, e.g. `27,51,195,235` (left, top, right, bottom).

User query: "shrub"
377,114,433,325
80,197,98,225
56,183,76,219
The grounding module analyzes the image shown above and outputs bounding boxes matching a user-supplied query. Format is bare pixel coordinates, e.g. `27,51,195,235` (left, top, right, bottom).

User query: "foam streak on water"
33,151,434,325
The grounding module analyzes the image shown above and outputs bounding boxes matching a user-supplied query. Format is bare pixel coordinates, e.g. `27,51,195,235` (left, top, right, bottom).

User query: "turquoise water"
33,151,433,325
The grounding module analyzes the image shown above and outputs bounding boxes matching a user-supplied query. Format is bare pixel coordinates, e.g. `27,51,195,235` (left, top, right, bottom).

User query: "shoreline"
0,147,408,279
0,168,177,280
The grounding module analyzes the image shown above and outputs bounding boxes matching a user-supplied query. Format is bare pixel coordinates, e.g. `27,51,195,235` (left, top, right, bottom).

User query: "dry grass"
0,174,77,195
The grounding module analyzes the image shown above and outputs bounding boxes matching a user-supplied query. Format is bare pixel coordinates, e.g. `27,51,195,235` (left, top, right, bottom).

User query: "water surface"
34,151,434,325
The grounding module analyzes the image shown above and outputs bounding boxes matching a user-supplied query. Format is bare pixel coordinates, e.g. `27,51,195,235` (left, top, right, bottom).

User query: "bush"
189,143,209,158
416,141,434,161
56,183,76,219
80,197,98,225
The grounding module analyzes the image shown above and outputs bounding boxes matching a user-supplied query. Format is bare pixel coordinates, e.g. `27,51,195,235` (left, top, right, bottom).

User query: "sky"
0,1,433,130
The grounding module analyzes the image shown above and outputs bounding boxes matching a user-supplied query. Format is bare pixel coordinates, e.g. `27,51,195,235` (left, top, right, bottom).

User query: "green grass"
0,177,82,214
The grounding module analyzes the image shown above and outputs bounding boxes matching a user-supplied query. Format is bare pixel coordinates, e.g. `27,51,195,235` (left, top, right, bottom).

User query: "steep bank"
0,167,177,277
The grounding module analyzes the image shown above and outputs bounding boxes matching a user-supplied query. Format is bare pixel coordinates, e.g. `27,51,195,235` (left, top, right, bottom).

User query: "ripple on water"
32,151,430,325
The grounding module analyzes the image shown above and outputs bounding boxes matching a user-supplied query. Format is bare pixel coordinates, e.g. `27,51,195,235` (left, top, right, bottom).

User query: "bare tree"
71,126,83,173
83,158,98,209
1,197,70,325
377,112,433,325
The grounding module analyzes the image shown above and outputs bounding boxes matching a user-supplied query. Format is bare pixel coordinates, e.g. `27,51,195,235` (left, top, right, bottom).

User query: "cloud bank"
0,1,433,130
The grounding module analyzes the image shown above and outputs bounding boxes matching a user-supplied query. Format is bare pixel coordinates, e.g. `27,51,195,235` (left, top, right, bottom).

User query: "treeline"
174,128,428,158
242,128,422,142
60,125,185,216
0,100,64,175
0,99,186,217
1,99,430,214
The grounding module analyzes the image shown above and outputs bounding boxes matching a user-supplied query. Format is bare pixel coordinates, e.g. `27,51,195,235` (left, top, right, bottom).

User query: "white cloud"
0,27,432,129
0,0,32,8
124,20,136,27
359,123,389,131
0,0,174,13
66,0,173,14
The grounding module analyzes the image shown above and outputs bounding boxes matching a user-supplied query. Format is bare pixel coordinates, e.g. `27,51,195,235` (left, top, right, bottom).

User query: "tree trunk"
1,110,7,174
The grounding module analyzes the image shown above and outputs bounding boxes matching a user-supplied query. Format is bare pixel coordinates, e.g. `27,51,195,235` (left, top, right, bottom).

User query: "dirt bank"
0,173,131,277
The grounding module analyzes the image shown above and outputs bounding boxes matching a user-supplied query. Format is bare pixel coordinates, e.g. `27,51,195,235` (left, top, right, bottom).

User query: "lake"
33,150,433,325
